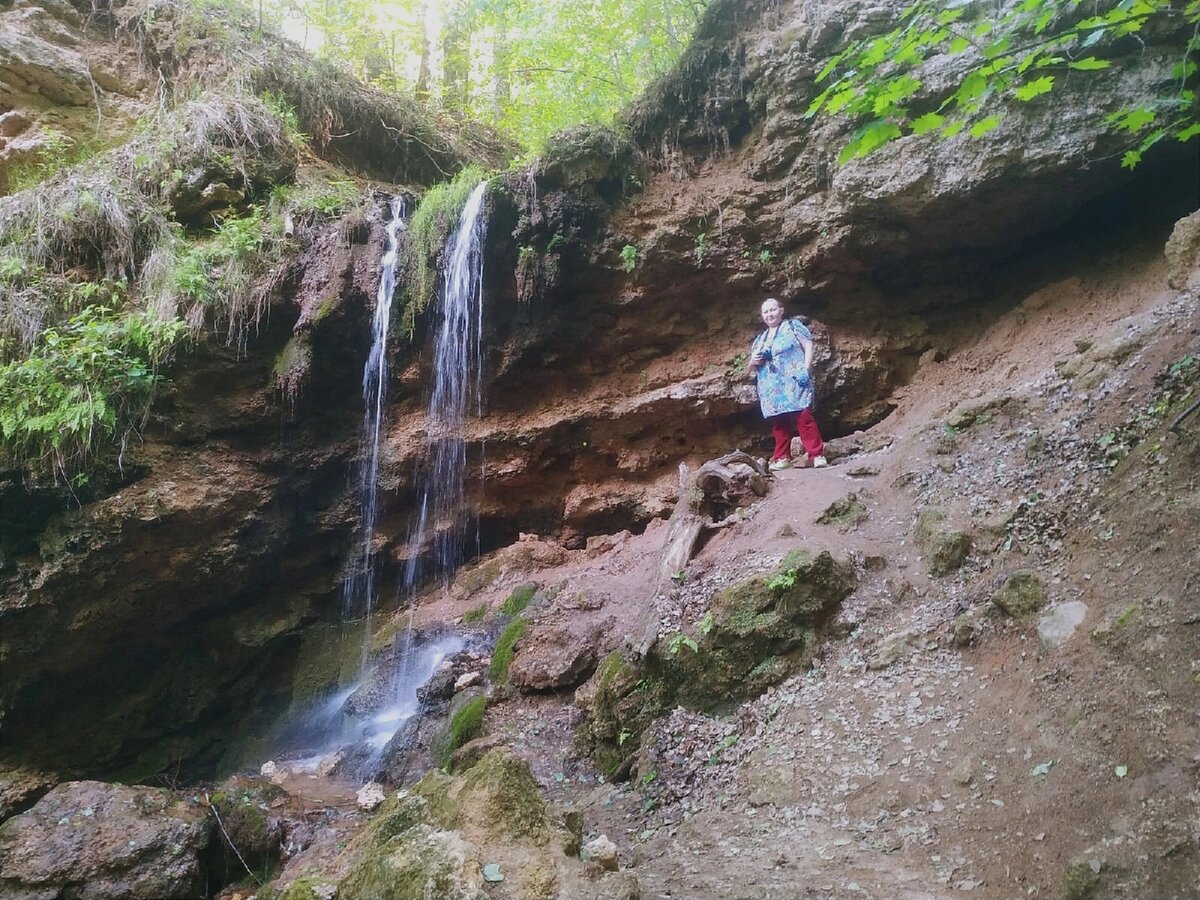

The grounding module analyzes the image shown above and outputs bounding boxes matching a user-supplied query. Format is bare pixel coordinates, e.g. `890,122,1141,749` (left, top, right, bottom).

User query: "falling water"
403,180,489,591
260,186,489,777
342,196,406,639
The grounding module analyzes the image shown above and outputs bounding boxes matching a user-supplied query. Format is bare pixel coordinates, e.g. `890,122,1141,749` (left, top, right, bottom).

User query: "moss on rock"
414,748,549,844
817,494,868,530
672,550,855,709
991,572,1049,618
338,824,481,900
489,618,527,681
915,509,972,576
578,551,854,775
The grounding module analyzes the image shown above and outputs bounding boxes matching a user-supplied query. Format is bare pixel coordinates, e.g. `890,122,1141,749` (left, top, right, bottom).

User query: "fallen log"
628,450,770,658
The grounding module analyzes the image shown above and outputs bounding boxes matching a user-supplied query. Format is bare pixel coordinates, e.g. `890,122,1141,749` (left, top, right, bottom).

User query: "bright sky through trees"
266,0,710,149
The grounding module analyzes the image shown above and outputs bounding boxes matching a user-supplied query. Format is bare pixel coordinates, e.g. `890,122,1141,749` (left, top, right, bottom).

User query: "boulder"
1165,210,1200,291
915,509,972,576
0,768,56,823
581,835,619,871
509,625,600,693
991,572,1050,618
0,781,212,898
208,776,285,883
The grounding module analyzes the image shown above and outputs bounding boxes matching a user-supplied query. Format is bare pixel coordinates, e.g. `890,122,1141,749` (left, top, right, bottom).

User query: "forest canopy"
251,0,710,149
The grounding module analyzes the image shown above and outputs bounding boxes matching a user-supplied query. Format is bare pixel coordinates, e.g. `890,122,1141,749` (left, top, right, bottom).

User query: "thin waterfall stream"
265,184,489,778
403,180,489,592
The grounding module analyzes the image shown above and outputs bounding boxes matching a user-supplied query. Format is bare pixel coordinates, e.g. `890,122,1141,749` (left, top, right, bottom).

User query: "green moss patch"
915,509,972,576
442,696,487,767
990,572,1048,618
461,604,488,625
488,618,527,682
499,583,536,617
817,494,868,531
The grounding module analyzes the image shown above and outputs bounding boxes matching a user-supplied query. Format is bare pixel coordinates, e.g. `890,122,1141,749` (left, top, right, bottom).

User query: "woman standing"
748,297,828,470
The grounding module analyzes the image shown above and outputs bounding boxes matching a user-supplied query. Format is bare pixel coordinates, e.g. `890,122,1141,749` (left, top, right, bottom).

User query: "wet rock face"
0,781,213,898
0,206,385,780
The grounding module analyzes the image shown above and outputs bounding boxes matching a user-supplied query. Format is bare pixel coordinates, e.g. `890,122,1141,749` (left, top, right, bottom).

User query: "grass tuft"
499,584,536,617
402,165,489,335
442,696,488,767
488,618,528,682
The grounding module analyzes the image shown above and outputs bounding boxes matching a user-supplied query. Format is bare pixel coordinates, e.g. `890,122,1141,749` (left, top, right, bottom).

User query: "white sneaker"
812,455,829,468
769,458,793,471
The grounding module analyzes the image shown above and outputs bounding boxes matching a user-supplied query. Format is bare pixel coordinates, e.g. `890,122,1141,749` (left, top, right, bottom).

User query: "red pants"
769,409,824,461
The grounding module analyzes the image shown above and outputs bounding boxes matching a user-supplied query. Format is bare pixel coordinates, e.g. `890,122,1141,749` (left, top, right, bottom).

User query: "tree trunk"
628,451,770,657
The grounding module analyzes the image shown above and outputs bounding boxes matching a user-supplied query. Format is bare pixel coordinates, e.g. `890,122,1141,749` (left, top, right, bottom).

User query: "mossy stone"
916,509,972,576
209,777,285,881
672,549,859,710
279,877,335,900
817,494,868,531
991,572,1048,618
338,824,480,900
1061,855,1101,899
413,747,549,842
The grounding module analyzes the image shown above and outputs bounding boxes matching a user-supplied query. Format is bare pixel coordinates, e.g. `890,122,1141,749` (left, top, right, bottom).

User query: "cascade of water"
262,186,489,777
403,181,489,591
342,196,406,637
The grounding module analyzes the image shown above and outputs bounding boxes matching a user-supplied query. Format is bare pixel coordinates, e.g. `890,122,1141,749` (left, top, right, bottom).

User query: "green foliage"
619,243,641,273
693,231,708,264
0,301,185,476
462,604,488,625
808,0,1200,166
488,618,527,682
766,550,811,596
402,165,489,335
443,696,487,766
271,176,361,220
499,584,536,617
665,633,699,656
6,130,106,194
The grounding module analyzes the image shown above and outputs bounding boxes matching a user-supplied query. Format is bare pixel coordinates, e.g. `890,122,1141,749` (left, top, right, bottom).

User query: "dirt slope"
393,218,1200,898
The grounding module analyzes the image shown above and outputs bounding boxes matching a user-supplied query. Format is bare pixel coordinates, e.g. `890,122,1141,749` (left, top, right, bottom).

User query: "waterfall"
260,185,489,778
342,197,405,642
403,180,489,591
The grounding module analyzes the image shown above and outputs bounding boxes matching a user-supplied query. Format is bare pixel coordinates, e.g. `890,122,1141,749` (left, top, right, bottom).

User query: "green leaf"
1121,149,1142,168
838,120,903,163
1171,60,1198,80
1116,107,1156,132
954,71,988,107
1068,57,1112,70
825,88,859,115
911,112,945,134
942,119,966,138
949,35,971,53
1014,75,1055,101
816,53,844,84
970,114,1004,137
805,86,834,118
1176,122,1200,142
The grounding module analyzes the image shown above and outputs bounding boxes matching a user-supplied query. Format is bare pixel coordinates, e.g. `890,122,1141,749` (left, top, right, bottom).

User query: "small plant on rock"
619,243,640,273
